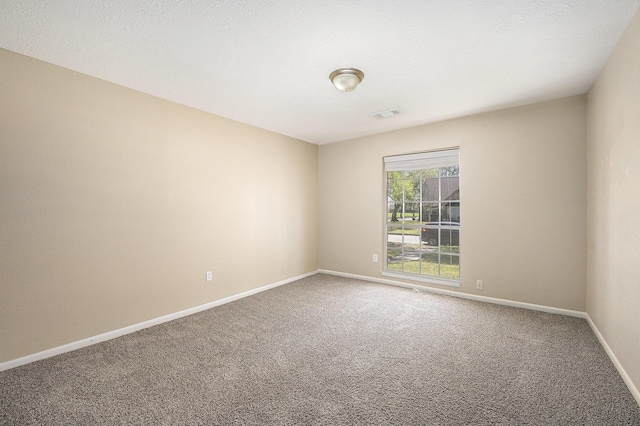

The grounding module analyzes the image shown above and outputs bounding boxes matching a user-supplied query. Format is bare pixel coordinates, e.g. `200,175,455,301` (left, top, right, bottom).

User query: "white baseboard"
318,269,586,318
0,271,317,372
585,314,640,406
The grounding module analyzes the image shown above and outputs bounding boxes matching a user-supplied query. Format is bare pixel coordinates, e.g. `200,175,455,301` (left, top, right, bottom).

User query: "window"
384,148,460,286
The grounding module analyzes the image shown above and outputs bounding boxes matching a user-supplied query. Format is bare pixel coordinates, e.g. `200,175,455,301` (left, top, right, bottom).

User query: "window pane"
440,254,460,279
422,174,439,201
439,228,460,254
405,202,420,222
407,241,422,256
420,225,439,246
440,165,460,177
387,171,407,180
401,232,421,260
419,252,440,276
420,202,440,224
405,178,420,203
387,253,403,272
387,225,402,239
441,176,459,201
387,203,399,223
386,225,403,271
441,202,460,223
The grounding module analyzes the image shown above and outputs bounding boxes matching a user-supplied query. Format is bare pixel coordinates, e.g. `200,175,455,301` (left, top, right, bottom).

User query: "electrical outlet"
372,254,379,263
476,280,483,290
206,271,212,282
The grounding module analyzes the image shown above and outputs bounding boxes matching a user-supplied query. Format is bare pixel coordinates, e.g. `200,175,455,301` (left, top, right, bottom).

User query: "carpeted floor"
1,274,639,425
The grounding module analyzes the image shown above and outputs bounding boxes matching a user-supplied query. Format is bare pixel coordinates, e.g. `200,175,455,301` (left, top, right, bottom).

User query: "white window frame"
383,148,460,287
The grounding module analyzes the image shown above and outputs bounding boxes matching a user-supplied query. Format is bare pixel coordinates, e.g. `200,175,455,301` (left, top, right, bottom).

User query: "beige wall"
587,9,640,397
319,96,587,311
0,48,318,363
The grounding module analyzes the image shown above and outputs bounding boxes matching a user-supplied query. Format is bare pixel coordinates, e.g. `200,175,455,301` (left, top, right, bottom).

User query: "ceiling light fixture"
329,68,364,92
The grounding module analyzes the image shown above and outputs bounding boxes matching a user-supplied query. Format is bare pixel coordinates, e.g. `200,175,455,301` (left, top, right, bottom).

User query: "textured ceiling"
1,1,639,144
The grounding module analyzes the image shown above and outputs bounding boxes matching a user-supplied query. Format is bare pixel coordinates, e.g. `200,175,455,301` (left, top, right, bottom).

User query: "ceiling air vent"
371,109,400,119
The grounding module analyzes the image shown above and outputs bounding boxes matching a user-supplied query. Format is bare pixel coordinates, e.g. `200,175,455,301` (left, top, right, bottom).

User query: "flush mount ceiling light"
329,68,364,92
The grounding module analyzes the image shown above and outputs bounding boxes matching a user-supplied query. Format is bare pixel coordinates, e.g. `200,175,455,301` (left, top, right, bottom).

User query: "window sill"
382,271,461,288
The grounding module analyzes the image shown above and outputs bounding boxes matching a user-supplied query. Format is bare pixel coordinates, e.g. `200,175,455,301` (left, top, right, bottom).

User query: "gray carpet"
1,274,639,425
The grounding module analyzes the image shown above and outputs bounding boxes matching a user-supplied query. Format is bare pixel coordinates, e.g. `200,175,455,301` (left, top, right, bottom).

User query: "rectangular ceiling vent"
371,109,400,119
